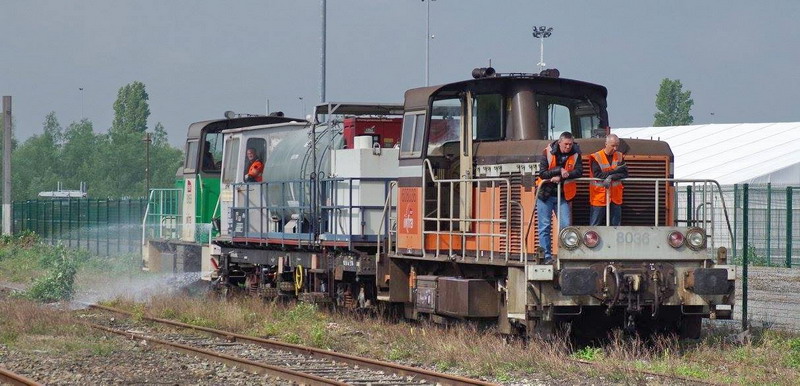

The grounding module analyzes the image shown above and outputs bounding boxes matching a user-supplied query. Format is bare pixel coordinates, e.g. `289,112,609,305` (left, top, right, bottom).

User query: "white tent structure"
613,123,800,185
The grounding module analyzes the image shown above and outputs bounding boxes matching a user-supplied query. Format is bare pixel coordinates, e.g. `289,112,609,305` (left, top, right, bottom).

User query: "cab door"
459,93,474,231
219,136,240,238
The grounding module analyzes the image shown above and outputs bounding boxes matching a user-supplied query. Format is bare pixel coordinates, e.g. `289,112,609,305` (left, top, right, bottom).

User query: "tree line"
1,81,182,200
0,77,694,200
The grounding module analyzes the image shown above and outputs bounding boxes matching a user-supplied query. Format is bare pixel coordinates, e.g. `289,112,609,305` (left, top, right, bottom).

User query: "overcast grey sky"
2,0,799,146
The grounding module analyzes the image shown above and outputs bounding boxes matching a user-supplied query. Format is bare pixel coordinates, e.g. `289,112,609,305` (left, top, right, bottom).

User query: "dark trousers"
590,204,621,226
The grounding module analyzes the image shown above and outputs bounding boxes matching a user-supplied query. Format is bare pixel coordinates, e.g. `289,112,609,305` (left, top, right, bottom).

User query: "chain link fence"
9,198,147,256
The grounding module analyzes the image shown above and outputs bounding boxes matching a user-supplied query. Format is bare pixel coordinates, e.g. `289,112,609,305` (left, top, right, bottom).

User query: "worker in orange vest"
536,132,582,263
589,134,628,226
244,148,264,183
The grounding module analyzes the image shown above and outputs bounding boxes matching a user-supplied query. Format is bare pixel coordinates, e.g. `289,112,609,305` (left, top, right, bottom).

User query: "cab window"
222,138,240,184
201,132,224,172
400,112,426,158
472,94,503,141
427,98,462,156
184,140,199,172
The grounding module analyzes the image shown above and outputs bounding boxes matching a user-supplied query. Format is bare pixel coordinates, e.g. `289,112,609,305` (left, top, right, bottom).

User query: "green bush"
733,245,770,266
23,250,79,302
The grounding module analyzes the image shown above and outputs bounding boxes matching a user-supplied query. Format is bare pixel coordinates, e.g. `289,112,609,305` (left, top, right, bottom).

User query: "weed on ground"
103,294,800,385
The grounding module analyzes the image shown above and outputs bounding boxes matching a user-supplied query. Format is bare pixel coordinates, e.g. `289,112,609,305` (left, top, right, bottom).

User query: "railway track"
83,303,495,386
567,358,724,386
0,367,41,386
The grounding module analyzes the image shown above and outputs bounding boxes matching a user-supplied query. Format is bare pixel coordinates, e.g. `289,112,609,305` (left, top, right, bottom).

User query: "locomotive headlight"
686,228,707,250
667,231,685,249
583,231,600,248
560,227,581,250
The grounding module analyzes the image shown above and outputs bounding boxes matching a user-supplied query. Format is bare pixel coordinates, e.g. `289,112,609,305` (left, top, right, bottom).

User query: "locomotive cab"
142,115,303,275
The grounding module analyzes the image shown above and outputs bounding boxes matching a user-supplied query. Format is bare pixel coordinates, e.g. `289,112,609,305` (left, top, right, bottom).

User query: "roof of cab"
404,75,608,111
186,116,307,140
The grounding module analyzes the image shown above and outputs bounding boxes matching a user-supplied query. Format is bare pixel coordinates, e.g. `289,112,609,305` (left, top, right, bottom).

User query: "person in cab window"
244,148,263,182
589,134,628,226
536,132,582,264
202,141,218,171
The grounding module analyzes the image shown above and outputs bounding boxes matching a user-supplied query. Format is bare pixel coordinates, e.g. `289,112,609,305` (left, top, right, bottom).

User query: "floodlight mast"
532,26,553,72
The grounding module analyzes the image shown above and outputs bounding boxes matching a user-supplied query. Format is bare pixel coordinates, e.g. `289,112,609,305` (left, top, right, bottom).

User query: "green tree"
111,81,150,139
150,122,182,189
10,112,62,199
60,119,100,194
653,78,694,126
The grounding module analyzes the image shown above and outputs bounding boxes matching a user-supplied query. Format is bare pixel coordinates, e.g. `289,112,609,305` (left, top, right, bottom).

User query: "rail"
0,367,41,386
89,303,494,386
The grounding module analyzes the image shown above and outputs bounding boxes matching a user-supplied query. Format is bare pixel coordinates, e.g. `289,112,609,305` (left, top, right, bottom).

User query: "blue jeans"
590,204,622,226
536,196,571,262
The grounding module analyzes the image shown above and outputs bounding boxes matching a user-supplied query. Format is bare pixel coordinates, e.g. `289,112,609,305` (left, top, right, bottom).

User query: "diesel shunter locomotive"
154,68,736,338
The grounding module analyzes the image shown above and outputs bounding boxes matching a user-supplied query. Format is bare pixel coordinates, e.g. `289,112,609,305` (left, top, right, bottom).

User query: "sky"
2,0,799,147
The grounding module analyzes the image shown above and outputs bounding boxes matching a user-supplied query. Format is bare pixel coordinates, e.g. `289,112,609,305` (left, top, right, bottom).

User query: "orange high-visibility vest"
247,159,264,182
589,150,623,206
536,147,579,201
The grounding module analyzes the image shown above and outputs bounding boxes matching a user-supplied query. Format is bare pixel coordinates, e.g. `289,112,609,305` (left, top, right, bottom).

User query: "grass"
0,298,118,357
0,232,149,303
102,294,800,385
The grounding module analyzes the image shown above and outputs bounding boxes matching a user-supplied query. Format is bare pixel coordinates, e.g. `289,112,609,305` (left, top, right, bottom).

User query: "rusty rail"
0,367,41,386
89,303,496,386
86,322,345,386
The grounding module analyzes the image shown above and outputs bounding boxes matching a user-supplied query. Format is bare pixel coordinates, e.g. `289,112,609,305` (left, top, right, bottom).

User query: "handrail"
376,181,398,257
563,177,734,241
423,158,513,261
142,188,183,244
141,189,155,247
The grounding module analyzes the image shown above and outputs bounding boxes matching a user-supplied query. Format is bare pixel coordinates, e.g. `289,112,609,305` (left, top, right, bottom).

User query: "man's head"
558,132,575,153
604,134,620,155
246,148,257,161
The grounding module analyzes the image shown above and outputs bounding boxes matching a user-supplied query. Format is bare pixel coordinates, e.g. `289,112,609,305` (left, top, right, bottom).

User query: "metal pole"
686,185,693,225
2,96,12,235
767,183,772,265
320,0,326,103
144,133,151,197
742,183,749,331
733,184,738,261
788,187,793,268
538,35,544,72
425,0,431,86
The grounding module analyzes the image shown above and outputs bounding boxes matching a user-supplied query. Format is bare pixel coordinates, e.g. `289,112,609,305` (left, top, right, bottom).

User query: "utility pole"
424,0,436,86
2,96,11,235
79,87,84,119
143,133,152,198
320,0,326,103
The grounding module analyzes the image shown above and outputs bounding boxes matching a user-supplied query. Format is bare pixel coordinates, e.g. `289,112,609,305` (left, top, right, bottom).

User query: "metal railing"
230,177,396,249
421,159,525,262
141,189,183,247
392,166,734,263
562,177,733,254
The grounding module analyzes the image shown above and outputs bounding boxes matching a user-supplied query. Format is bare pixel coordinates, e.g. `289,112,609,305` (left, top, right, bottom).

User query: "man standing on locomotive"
244,148,264,183
536,132,582,264
589,134,628,226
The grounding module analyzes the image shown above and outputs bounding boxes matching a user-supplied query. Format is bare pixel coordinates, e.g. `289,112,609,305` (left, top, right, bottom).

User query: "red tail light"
668,231,685,248
583,231,600,248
